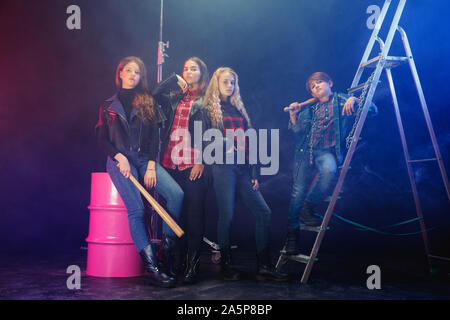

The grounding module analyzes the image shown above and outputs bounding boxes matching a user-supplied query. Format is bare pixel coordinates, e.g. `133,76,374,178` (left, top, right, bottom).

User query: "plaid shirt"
221,101,249,161
310,98,336,149
162,90,200,170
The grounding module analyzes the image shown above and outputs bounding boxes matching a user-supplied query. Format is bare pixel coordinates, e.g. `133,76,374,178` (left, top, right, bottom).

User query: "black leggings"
166,167,207,254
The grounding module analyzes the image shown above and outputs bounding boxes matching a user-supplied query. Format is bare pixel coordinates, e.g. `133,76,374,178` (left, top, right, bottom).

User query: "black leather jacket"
152,74,209,162
95,94,159,161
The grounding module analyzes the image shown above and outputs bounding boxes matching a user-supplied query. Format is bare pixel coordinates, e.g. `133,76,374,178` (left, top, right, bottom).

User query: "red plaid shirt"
221,101,249,161
310,98,336,149
163,90,200,170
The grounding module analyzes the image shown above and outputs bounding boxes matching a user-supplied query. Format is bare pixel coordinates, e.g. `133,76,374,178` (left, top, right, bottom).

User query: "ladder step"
325,196,341,201
407,158,437,163
348,83,367,95
299,224,328,232
289,254,309,264
347,81,380,94
279,249,319,263
349,56,409,94
360,55,409,69
359,56,382,69
428,254,450,262
280,253,317,264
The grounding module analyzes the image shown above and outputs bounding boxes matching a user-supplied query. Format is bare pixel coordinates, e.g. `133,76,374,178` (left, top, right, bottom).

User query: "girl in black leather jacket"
95,56,184,287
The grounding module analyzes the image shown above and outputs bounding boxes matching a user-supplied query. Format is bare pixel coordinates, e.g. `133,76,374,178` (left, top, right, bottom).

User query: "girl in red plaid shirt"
152,57,211,284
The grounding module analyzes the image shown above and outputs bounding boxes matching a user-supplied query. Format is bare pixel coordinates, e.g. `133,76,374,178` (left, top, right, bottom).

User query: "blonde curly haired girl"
203,67,251,129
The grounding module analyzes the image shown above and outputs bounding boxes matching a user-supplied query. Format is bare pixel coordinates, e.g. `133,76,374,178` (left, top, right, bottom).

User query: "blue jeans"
106,152,184,252
287,148,337,230
211,164,271,254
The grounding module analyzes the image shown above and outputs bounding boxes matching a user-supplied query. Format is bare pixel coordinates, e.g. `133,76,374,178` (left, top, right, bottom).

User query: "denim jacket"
288,92,377,166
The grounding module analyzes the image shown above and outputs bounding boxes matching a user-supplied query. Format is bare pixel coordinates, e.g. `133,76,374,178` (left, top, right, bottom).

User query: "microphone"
283,97,317,112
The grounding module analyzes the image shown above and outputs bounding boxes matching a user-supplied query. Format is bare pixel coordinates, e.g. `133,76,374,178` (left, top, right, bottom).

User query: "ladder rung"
347,80,380,94
360,56,382,69
428,254,450,262
407,158,437,163
360,55,409,69
279,250,318,263
288,254,316,264
325,196,341,201
384,56,409,68
348,83,367,94
349,56,409,94
299,224,322,232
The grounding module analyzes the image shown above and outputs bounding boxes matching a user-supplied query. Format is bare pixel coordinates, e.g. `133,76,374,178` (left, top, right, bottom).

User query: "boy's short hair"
306,72,333,93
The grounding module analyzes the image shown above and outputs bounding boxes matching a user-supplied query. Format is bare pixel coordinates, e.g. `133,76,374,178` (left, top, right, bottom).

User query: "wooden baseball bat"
283,97,317,112
117,163,184,237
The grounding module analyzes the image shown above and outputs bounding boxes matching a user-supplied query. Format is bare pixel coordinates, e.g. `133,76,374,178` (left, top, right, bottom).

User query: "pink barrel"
86,172,144,277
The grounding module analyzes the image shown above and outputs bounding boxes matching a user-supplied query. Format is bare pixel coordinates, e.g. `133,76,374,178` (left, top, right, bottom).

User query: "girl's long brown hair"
115,56,156,123
203,67,251,129
183,57,209,98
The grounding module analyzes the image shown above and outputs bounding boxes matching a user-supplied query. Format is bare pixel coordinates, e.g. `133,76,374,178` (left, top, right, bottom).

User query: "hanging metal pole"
157,0,169,83
150,0,169,241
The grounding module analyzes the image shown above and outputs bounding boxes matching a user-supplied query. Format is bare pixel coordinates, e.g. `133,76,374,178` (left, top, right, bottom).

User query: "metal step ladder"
276,0,450,284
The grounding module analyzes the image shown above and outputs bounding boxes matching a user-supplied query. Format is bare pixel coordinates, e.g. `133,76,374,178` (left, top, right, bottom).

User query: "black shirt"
118,88,135,123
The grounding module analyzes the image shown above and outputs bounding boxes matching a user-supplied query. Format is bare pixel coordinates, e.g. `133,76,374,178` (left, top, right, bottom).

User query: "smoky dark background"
0,0,448,270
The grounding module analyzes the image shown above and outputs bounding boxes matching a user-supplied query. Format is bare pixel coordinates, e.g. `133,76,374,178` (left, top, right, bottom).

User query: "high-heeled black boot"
182,250,200,284
256,247,290,282
139,244,176,288
158,235,177,279
220,246,241,281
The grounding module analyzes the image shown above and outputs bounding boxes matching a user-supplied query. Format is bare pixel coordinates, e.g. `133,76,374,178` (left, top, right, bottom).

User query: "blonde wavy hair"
203,67,251,129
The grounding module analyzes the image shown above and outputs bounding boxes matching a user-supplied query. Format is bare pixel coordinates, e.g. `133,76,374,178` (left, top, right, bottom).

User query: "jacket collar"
106,93,136,121
171,93,204,116
190,97,204,116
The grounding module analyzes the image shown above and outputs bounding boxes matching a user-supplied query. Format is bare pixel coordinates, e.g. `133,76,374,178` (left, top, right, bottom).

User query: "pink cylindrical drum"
86,172,144,277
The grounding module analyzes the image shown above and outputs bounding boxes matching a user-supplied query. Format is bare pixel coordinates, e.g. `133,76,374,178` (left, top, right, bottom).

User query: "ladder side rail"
377,0,407,64
350,0,393,88
385,68,432,266
397,26,450,200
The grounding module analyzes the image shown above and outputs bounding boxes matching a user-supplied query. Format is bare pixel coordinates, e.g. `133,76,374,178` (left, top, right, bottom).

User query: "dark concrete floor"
1,247,449,301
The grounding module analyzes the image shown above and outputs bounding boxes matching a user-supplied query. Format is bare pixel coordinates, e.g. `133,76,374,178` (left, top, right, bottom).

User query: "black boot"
256,248,290,282
284,229,300,255
139,244,176,288
182,250,200,284
158,235,177,279
220,246,241,281
299,200,322,227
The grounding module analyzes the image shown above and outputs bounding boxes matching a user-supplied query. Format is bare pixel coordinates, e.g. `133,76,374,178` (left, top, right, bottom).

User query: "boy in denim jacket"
284,72,377,254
